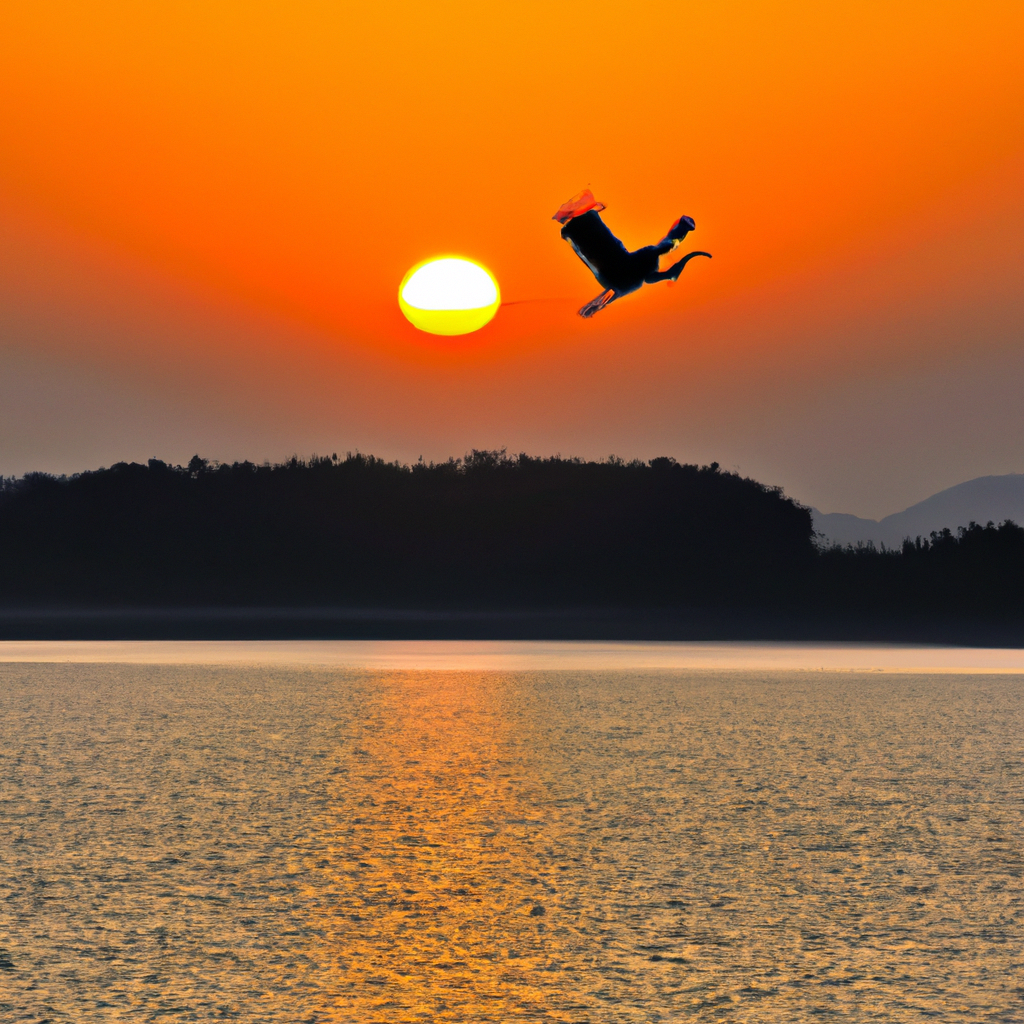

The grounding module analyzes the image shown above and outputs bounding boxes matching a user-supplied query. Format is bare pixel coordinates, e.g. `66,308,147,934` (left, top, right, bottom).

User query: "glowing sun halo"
399,257,500,335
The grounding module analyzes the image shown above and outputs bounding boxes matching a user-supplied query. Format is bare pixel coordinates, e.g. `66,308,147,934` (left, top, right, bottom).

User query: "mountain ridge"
812,473,1024,548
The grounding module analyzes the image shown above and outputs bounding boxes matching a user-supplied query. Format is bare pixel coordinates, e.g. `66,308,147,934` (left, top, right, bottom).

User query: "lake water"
2,643,1023,1021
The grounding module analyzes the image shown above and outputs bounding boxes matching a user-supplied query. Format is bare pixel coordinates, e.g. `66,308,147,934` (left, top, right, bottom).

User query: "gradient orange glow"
1,2,1022,515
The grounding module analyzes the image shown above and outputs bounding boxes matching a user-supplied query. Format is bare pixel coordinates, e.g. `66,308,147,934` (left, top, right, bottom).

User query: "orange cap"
552,188,606,224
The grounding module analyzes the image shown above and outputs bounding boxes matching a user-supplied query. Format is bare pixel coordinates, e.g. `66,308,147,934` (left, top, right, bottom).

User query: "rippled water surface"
2,662,1022,1021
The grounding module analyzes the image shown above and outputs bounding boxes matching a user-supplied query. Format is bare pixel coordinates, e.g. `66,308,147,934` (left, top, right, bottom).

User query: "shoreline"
2,637,1024,673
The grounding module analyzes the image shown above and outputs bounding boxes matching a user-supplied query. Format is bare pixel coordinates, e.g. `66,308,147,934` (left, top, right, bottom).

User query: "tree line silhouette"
0,451,1021,622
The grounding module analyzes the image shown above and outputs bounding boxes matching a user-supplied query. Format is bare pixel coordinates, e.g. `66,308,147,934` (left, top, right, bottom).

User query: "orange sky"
1,2,1022,517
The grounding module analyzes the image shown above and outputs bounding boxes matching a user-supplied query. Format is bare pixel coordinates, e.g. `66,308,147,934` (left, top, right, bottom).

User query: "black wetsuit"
560,210,672,296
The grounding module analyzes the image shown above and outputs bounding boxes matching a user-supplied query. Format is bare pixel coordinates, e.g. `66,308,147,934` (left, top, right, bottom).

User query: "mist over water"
2,663,1022,1021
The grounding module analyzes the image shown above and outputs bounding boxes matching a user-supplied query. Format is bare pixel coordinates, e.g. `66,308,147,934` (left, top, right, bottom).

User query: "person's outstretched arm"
578,289,619,318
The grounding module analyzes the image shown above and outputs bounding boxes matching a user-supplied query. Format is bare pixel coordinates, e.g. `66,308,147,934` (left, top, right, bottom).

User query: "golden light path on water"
3,639,1024,672
2,643,1023,1020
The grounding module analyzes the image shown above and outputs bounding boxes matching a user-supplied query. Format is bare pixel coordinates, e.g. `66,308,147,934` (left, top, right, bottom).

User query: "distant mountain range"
811,474,1024,548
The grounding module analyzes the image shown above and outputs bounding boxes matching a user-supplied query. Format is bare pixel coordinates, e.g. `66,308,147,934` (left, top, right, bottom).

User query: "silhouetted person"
554,190,711,317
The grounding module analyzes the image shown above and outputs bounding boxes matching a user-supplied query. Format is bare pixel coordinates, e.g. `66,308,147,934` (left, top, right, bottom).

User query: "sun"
398,257,500,335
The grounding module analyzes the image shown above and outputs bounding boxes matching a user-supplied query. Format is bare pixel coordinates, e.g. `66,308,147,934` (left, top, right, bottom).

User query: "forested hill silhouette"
1,451,1021,638
0,452,812,607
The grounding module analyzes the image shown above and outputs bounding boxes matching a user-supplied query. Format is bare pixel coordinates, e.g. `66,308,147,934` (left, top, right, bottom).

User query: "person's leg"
643,250,712,284
643,216,697,260
639,241,676,258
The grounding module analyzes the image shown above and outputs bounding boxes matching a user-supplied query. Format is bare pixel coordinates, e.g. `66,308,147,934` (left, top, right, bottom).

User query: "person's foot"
666,215,695,242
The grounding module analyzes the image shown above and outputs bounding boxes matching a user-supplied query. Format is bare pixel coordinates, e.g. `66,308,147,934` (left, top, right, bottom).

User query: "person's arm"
578,289,619,318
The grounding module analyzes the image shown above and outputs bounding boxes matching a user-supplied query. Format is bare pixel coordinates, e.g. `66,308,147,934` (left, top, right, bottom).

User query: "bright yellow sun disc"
399,257,500,335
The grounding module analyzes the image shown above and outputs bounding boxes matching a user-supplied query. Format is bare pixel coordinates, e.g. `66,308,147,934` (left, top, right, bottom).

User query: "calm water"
1,658,1022,1021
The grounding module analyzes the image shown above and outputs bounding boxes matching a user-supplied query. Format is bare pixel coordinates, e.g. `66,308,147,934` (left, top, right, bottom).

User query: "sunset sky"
1,2,1022,518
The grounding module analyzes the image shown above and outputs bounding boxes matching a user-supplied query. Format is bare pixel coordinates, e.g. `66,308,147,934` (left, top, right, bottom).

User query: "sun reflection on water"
297,672,594,1019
